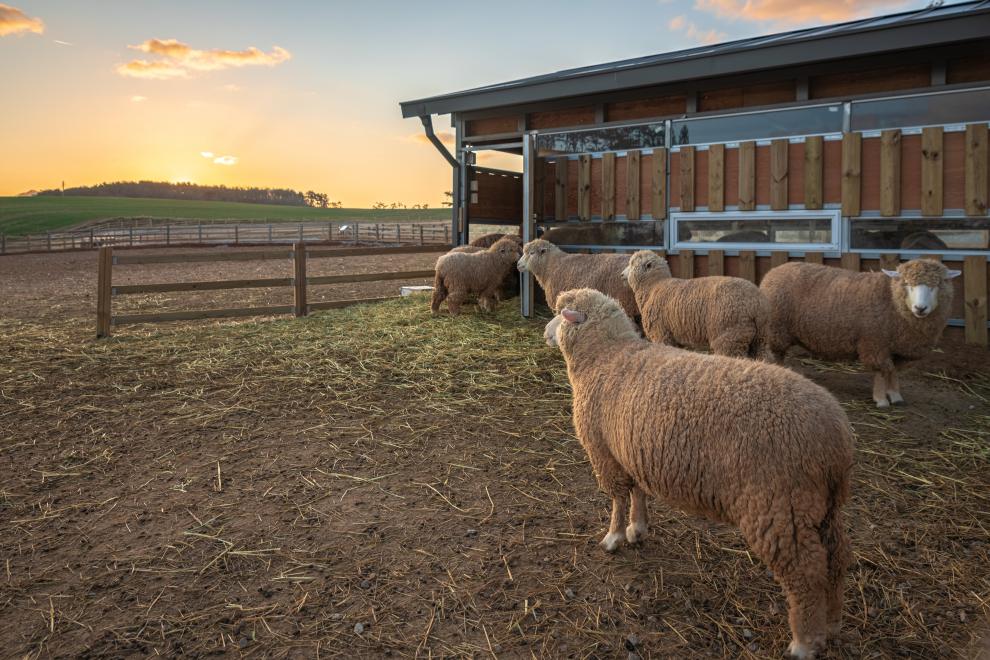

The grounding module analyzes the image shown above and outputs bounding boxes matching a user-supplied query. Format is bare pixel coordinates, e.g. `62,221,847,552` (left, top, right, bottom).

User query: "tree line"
38,181,339,207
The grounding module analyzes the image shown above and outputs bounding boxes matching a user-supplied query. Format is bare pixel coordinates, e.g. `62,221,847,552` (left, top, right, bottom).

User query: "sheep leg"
773,535,829,658
710,326,755,358
601,492,630,553
822,508,850,637
871,373,890,408
446,291,466,317
885,370,904,405
626,486,648,544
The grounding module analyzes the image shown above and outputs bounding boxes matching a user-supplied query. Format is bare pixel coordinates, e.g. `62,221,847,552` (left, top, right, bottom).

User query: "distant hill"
35,180,317,207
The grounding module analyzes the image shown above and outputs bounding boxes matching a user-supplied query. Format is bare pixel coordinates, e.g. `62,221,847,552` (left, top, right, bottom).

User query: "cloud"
213,155,237,166
53,39,72,46
0,3,43,36
117,38,291,79
407,131,454,147
693,0,910,26
200,151,214,158
131,95,148,103
668,14,727,44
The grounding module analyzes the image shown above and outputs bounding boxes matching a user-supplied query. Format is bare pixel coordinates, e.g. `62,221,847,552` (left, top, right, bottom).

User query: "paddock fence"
2,220,451,255
96,242,448,337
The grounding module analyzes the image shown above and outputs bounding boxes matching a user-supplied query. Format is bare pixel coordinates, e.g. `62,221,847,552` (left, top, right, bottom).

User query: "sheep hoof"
787,640,817,659
874,398,890,409
600,532,624,553
625,523,647,544
888,393,905,405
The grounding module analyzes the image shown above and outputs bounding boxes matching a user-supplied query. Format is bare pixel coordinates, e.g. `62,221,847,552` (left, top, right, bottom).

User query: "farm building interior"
401,0,990,346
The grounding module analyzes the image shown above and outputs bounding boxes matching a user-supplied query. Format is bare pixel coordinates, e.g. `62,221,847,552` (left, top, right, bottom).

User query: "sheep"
430,236,521,316
544,287,854,659
448,240,520,300
517,239,638,318
760,259,961,408
470,232,522,249
621,250,770,359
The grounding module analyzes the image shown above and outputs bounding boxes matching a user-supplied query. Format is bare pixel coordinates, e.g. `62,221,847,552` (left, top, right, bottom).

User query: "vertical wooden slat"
805,252,824,265
679,249,694,279
841,253,861,272
770,139,789,211
964,256,988,347
965,123,988,216
554,159,567,220
96,246,113,338
708,250,724,276
880,130,902,217
293,242,308,317
738,141,756,211
880,254,900,272
679,147,695,212
739,250,756,283
602,152,616,220
627,150,641,220
804,136,823,210
921,126,944,217
708,144,725,212
841,132,862,217
578,154,592,221
770,251,789,270
653,148,667,220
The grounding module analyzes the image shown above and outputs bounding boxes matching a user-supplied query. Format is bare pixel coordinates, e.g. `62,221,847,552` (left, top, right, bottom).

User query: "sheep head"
882,259,960,319
517,239,560,274
544,288,640,351
621,250,672,290
488,236,524,265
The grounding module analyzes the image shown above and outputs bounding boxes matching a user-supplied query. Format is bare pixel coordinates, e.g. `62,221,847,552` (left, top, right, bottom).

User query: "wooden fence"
3,221,450,256
96,243,447,337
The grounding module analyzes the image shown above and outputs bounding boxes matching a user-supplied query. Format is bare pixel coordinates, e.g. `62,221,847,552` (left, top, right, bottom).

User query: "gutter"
419,115,458,168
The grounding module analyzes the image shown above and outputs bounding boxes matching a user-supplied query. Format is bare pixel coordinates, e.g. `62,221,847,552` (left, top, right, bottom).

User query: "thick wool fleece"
431,237,521,316
551,288,853,658
470,232,522,249
760,260,956,405
624,250,770,359
518,239,638,317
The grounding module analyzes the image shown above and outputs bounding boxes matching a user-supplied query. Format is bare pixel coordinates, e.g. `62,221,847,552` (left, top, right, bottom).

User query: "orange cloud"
0,3,43,36
693,0,909,26
117,38,291,79
668,14,726,44
408,131,454,147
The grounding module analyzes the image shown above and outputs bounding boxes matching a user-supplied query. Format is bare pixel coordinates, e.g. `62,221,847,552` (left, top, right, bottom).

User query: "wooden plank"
738,141,756,211
294,242,307,317
602,152,616,220
114,277,292,295
114,248,292,265
965,123,988,216
921,126,944,217
841,253,861,272
770,139,789,211
770,251,789,270
679,249,694,279
739,250,756,282
96,246,112,338
308,296,399,312
964,255,988,347
841,132,862,216
308,270,435,286
804,136,823,210
554,159,567,220
880,130,902,217
578,154,592,221
708,249,724,276
708,144,725,212
679,147,695,212
114,305,294,325
652,148,667,220
879,254,900,272
805,252,824,264
627,150,642,220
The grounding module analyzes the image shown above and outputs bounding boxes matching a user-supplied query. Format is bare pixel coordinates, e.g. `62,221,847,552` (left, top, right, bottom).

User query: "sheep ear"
944,269,962,280
561,309,587,324
881,269,900,279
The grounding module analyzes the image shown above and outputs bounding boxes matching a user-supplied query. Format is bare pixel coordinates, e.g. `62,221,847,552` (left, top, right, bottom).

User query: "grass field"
0,196,450,237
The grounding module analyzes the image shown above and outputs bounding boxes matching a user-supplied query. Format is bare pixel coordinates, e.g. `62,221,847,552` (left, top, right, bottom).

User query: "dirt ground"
1,248,989,659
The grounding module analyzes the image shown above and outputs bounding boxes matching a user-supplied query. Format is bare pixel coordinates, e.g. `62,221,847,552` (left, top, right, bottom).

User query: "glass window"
850,88,990,132
850,218,990,251
536,221,664,247
671,211,840,250
671,104,843,146
536,123,665,156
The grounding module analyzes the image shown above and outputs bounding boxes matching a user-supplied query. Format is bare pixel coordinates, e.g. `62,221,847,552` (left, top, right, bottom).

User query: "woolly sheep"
517,239,637,317
545,288,854,659
621,250,770,359
449,240,520,299
470,232,522,249
760,259,961,408
430,236,521,316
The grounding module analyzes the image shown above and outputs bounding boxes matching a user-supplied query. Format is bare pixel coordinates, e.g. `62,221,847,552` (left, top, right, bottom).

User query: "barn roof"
399,1,990,119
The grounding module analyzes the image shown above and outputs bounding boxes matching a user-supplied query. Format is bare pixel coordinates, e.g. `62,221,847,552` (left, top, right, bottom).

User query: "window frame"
670,209,842,252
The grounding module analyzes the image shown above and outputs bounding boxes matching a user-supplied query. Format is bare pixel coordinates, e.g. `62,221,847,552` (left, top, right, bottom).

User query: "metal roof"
400,1,990,118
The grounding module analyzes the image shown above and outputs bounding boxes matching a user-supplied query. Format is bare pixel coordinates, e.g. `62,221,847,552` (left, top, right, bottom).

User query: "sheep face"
882,259,960,319
517,239,559,273
546,288,639,351
621,250,671,289
489,236,523,265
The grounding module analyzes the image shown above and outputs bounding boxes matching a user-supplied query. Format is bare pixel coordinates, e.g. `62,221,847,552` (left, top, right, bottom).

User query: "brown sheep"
760,259,961,407
622,250,770,359
517,239,637,317
545,288,854,659
431,236,521,316
469,232,522,249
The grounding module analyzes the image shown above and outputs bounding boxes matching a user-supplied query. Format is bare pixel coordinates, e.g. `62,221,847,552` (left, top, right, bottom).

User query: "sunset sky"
0,0,946,207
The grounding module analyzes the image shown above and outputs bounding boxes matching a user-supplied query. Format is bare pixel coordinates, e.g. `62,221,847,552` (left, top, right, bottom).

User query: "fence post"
354,222,360,246
299,223,304,243
96,246,113,338
268,224,273,243
1,234,5,255
129,227,134,247
293,242,307,317
327,222,332,243
234,224,239,245
46,232,52,251
444,225,450,244
419,225,424,246
198,224,203,244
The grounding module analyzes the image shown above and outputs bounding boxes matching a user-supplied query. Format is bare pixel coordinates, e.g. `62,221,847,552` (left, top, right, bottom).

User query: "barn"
401,1,990,345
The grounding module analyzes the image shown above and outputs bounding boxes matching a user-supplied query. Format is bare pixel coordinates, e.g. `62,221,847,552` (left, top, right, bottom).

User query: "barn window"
850,217,990,253
671,104,843,146
536,220,664,249
850,87,990,131
670,209,841,251
536,122,666,156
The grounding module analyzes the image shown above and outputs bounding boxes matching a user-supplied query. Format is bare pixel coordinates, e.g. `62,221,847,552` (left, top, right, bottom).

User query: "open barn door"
467,166,523,226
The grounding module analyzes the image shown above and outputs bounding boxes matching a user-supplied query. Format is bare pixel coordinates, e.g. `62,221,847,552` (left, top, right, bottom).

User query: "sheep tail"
431,270,448,314
820,452,851,591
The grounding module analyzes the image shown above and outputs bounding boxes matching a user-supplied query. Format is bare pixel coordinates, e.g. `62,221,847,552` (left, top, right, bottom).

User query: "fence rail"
96,242,446,337
2,220,451,255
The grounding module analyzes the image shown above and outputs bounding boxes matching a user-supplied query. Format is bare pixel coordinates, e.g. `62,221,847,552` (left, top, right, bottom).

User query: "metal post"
521,132,536,317
293,242,307,317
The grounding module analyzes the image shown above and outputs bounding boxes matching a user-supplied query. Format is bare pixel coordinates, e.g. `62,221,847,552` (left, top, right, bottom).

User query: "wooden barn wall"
464,115,519,137
468,168,523,224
